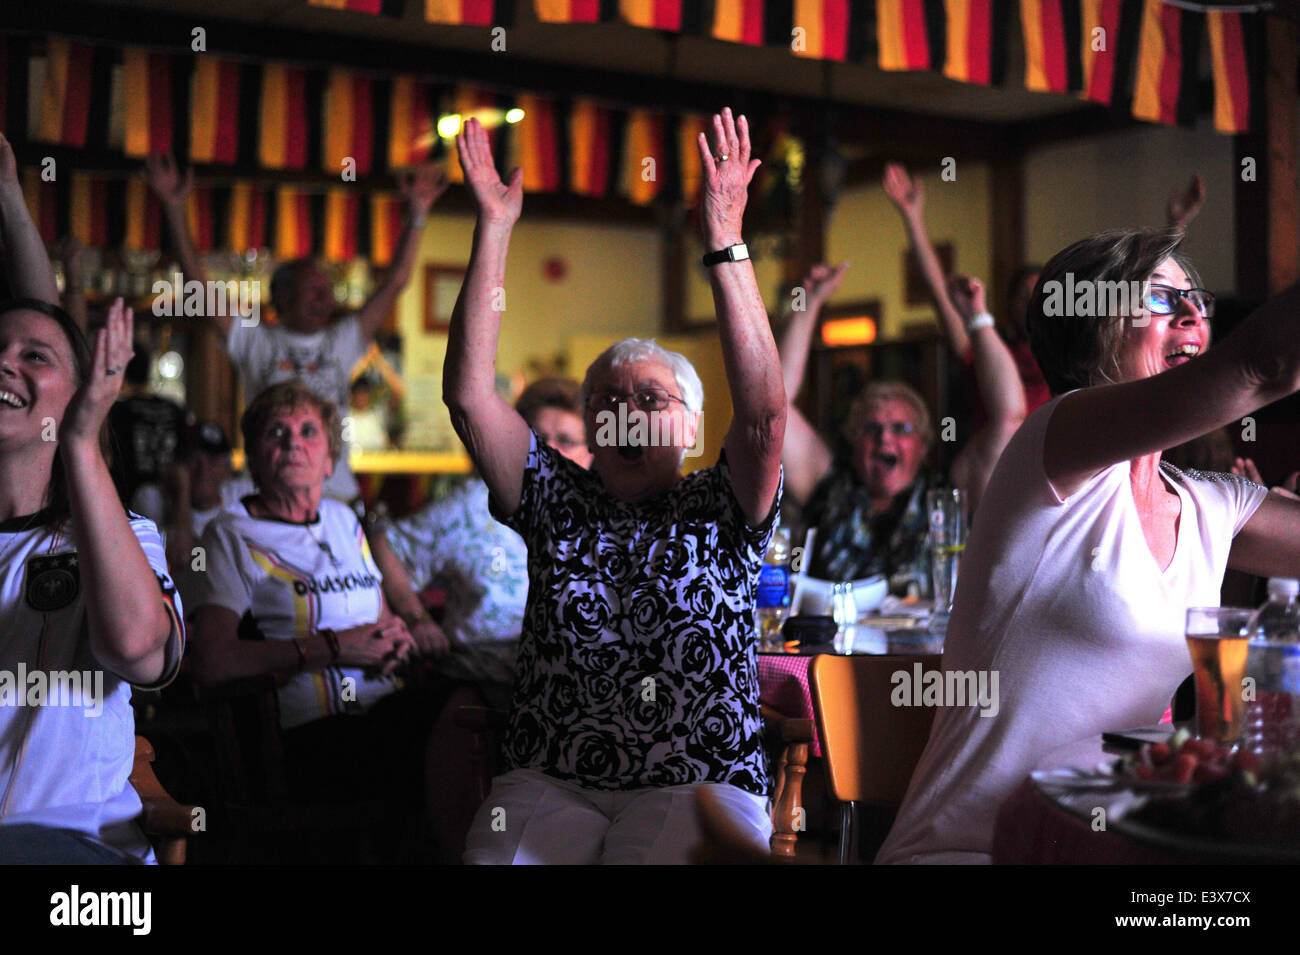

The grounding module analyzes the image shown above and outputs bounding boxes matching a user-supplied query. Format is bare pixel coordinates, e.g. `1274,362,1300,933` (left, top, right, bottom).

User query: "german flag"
324,71,375,177
308,0,407,15
227,182,270,253
1207,9,1252,134
1132,0,1201,127
569,100,615,198
535,0,616,23
712,0,765,45
69,174,109,247
944,0,1009,85
1020,0,1083,94
186,187,216,252
123,49,175,157
37,38,94,146
123,177,163,252
275,188,314,260
324,188,361,263
190,57,241,164
260,64,311,169
621,109,665,206
388,76,435,169
877,0,945,71
423,0,499,24
620,0,702,31
369,194,405,266
510,95,562,193
443,87,499,184
676,113,708,206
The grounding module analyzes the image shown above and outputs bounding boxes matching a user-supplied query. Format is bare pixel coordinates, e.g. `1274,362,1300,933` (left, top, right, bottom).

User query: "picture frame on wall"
424,264,467,333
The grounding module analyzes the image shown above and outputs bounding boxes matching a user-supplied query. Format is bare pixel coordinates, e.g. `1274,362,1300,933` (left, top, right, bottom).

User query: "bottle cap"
1267,578,1300,600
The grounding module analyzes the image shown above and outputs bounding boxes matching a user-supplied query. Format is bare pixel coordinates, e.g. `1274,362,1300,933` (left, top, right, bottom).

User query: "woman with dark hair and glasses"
448,108,786,863
879,229,1300,864
0,133,183,864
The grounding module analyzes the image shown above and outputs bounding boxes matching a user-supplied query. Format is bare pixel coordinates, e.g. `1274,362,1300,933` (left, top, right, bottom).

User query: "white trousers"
463,768,773,865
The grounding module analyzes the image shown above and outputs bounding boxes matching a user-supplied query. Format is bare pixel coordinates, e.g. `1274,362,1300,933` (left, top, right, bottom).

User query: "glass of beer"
1186,607,1255,744
927,488,967,617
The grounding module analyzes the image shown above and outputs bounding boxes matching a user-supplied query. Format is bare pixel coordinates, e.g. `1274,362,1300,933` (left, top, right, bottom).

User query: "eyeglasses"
588,388,686,413
1145,284,1215,319
858,421,917,439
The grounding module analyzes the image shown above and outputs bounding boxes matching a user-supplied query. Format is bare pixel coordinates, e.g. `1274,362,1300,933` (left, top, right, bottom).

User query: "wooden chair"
810,653,940,864
129,736,198,865
454,704,815,861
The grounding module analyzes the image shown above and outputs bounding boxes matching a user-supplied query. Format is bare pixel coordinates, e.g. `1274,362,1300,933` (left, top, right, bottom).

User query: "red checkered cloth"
757,654,821,757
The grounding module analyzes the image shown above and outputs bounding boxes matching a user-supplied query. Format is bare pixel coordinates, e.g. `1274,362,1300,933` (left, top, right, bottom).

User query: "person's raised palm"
143,153,192,207
883,163,923,218
802,262,849,312
400,163,448,216
456,118,522,225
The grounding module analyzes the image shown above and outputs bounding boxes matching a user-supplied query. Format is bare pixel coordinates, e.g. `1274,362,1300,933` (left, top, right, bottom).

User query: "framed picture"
904,242,953,306
424,264,467,333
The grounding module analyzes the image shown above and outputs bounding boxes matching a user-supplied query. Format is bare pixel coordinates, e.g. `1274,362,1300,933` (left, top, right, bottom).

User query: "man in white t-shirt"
143,153,447,500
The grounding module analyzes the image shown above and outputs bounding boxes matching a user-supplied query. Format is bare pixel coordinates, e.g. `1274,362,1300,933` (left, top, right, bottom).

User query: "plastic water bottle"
756,526,791,649
1243,578,1300,761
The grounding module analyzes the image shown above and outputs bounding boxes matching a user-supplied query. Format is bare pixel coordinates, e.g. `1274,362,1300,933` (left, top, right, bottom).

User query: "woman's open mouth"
1165,343,1201,367
0,390,29,409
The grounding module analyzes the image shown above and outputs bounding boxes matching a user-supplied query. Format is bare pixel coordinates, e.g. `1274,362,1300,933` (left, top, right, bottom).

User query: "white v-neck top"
877,394,1267,864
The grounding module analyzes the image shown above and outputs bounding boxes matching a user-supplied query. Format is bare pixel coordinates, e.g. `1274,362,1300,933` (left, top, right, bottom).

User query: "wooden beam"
989,155,1023,323
1266,14,1300,294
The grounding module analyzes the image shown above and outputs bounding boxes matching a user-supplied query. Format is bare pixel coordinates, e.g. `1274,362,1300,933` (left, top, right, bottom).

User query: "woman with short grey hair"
880,228,1300,864
447,107,786,864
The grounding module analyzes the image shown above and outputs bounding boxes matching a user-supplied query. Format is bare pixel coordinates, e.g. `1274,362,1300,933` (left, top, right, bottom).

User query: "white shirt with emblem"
0,513,184,863
193,497,398,730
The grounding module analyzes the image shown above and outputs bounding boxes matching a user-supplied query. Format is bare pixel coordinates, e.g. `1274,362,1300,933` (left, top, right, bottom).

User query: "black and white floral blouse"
493,432,780,796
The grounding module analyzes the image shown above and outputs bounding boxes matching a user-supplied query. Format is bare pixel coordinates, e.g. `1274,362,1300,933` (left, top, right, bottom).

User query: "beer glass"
1186,607,1254,743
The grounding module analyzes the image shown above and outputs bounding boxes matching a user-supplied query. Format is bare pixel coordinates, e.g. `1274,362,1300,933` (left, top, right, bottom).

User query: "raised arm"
60,236,88,333
1045,282,1300,498
948,276,1026,428
883,163,969,357
143,154,216,331
778,262,846,505
61,300,176,685
442,118,531,516
0,133,59,303
701,108,785,526
1228,491,1300,579
1166,173,1205,235
357,165,448,342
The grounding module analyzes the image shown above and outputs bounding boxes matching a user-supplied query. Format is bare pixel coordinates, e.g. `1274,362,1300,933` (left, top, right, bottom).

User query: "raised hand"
399,163,449,217
456,118,522,226
142,152,192,207
883,163,923,219
1232,456,1263,485
1167,173,1205,232
0,132,17,186
60,298,134,448
947,275,987,322
697,107,761,248
801,262,849,313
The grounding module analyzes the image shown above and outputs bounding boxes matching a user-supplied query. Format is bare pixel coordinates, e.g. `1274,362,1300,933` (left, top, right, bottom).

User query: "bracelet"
702,243,749,267
966,311,995,333
320,628,341,662
292,638,308,671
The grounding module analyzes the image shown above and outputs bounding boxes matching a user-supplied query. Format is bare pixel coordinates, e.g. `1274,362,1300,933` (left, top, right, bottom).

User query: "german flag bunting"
621,109,665,205
1020,0,1082,94
190,57,241,164
308,0,407,15
324,70,375,177
569,100,615,198
712,0,766,45
1132,0,1201,127
37,38,94,146
677,114,707,206
69,173,110,247
423,0,502,24
1207,9,1252,134
227,182,270,253
275,187,314,259
123,177,163,252
369,194,405,266
388,76,437,169
620,0,704,32
186,186,216,252
260,64,311,169
123,49,176,158
790,0,847,61
510,94,563,193
944,0,1009,85
324,188,361,262
535,0,616,23
878,0,945,71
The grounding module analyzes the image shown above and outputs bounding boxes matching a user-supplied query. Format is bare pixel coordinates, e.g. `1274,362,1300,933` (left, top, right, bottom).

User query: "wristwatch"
702,243,750,267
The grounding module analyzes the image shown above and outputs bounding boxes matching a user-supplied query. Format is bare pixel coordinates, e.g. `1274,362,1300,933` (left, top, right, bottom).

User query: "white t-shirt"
0,513,185,863
226,317,368,501
193,497,398,730
876,395,1268,864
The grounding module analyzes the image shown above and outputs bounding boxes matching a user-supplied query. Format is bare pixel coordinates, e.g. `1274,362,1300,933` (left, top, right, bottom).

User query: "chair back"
810,653,940,807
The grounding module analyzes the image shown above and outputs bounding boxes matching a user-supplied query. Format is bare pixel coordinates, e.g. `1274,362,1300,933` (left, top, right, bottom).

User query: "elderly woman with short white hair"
447,108,785,864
